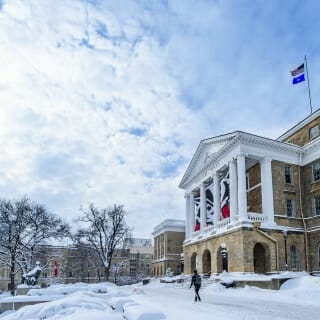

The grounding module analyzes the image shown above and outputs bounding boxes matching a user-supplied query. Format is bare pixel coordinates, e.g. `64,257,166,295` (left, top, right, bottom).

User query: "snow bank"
0,291,121,320
27,282,112,296
279,275,320,301
123,303,167,320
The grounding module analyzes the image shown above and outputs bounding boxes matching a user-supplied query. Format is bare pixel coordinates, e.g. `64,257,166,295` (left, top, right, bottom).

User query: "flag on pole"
53,260,59,277
291,63,304,76
292,74,305,84
291,63,305,85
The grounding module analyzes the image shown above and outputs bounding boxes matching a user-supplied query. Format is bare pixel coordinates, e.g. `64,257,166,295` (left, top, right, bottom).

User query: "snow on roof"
151,219,185,236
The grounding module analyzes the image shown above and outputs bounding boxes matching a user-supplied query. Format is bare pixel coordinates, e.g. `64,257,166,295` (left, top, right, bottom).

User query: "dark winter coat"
190,273,201,289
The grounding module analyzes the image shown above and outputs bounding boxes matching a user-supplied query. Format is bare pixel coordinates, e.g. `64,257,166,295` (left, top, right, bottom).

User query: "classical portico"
179,110,320,275
179,131,302,242
183,153,276,240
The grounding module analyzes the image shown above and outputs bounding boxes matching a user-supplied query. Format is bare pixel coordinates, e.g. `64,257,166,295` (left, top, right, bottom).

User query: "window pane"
290,246,298,269
287,199,294,217
313,161,320,182
315,197,320,216
285,165,292,184
310,125,320,140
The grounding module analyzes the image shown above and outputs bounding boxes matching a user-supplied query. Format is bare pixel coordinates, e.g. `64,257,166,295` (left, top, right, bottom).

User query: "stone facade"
180,109,320,275
152,219,185,276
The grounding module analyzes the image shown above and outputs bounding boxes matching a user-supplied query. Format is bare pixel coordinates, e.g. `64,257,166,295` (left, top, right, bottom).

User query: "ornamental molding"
179,131,302,190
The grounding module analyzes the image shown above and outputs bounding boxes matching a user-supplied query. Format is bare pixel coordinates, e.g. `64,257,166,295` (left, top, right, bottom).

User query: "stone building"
124,238,153,280
0,239,153,290
152,219,185,276
179,108,320,275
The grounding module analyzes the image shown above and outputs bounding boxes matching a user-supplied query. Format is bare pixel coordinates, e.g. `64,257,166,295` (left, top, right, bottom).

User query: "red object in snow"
54,260,59,277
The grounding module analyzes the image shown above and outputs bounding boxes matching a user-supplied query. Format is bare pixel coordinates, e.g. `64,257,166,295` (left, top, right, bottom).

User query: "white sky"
1,0,320,238
0,274,320,319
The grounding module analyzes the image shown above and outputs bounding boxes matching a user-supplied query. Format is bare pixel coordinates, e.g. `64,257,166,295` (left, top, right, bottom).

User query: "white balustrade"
247,212,266,223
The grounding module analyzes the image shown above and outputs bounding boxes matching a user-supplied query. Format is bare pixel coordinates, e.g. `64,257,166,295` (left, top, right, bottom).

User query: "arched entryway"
202,249,211,274
216,244,228,273
253,243,270,273
191,252,197,272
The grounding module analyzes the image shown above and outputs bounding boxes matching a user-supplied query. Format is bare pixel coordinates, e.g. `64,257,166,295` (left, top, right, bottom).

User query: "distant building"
124,238,153,280
180,108,320,275
152,219,185,276
0,238,153,291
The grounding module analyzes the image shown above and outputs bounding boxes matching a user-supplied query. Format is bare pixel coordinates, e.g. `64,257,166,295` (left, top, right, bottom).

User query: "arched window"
290,245,298,269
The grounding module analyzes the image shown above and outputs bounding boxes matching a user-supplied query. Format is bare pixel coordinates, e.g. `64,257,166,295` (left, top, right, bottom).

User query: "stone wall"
283,115,320,146
152,230,185,276
183,227,310,275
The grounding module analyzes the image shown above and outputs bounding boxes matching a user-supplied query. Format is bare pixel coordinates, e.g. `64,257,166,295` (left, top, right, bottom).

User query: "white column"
237,154,248,222
213,172,220,230
200,182,207,230
229,159,238,224
260,157,275,225
189,193,195,234
185,192,190,239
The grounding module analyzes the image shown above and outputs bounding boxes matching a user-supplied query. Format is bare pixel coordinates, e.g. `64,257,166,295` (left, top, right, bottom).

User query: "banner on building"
53,260,59,277
220,170,230,219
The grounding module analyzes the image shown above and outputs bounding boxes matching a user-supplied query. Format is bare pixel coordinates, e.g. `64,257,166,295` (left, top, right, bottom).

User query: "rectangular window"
290,246,298,269
287,199,295,217
285,165,292,184
309,125,320,140
312,161,320,182
313,197,320,216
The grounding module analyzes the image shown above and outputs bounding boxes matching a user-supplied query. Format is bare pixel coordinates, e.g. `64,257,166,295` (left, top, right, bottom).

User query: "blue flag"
292,73,305,85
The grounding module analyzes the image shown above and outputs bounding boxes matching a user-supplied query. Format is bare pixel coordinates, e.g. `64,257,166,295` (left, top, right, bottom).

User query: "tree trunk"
10,262,15,295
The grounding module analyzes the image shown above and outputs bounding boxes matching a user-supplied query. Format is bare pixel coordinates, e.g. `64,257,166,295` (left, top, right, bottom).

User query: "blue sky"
0,0,320,238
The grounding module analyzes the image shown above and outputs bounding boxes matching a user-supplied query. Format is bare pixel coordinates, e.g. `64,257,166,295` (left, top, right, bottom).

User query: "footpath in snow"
0,273,319,320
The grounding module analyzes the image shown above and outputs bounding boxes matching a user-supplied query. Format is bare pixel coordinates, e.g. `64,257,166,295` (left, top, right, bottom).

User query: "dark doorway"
202,249,211,274
254,243,266,273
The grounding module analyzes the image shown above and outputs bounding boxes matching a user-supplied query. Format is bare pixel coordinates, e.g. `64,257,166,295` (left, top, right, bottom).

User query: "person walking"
190,270,201,302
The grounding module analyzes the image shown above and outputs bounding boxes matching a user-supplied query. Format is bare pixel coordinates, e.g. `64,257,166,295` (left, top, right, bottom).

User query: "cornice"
277,107,320,142
178,132,238,188
179,131,303,190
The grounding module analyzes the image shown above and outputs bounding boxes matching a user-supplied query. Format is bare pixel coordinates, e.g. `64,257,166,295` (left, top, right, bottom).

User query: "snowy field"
0,273,319,320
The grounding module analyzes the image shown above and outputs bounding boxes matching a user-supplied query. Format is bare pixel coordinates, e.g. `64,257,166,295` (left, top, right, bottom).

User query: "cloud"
1,0,320,238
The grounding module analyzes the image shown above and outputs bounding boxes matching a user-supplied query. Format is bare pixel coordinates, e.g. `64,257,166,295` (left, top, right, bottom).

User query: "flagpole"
304,55,313,114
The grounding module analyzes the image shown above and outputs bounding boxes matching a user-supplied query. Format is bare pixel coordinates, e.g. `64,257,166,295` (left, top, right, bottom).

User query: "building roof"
277,107,320,142
151,219,185,237
179,110,320,190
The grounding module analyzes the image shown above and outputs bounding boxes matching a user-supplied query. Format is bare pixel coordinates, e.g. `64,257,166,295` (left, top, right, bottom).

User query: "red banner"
54,260,59,277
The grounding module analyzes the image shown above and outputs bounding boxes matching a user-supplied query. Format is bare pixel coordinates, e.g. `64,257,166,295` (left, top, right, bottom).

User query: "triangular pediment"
179,132,239,188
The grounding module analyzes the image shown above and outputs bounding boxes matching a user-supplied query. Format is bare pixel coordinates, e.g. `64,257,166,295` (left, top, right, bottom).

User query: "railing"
188,213,267,240
216,217,230,229
247,212,266,223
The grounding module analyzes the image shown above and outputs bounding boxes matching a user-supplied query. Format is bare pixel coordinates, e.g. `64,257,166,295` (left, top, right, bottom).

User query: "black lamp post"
283,230,288,271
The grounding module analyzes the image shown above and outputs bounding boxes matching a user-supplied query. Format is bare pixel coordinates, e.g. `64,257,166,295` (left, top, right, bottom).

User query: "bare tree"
0,197,70,293
73,204,130,281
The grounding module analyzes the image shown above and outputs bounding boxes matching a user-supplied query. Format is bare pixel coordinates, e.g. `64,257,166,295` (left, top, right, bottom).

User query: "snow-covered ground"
0,273,319,320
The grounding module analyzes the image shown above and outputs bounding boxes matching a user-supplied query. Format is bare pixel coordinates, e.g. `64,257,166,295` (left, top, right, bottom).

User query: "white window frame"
313,197,320,216
285,165,292,184
312,161,320,182
286,199,296,217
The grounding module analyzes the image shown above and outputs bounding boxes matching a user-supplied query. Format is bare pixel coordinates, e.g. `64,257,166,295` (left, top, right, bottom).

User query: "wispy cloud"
1,0,320,237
